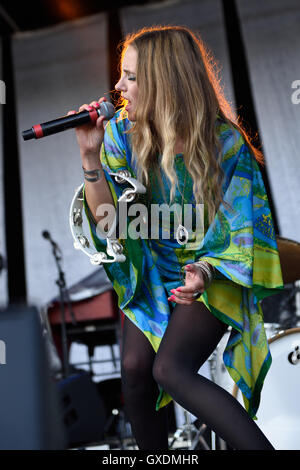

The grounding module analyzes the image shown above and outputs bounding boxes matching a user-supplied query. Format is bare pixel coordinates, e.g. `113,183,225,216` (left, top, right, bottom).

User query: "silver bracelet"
193,260,215,288
82,166,103,183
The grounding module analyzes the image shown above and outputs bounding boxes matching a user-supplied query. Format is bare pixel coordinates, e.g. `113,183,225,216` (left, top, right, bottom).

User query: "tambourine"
69,169,146,265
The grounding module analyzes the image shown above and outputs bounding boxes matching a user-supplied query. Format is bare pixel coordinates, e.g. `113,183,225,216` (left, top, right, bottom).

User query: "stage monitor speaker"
0,305,66,449
57,371,107,448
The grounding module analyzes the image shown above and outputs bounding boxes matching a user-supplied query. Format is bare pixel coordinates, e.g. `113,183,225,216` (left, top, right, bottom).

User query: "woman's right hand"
67,96,107,162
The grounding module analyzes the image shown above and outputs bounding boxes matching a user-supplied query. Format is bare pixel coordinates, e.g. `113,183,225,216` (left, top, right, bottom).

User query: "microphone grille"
99,101,115,120
42,230,50,239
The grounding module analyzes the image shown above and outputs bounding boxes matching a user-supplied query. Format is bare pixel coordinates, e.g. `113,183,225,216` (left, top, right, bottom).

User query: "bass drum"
233,327,300,450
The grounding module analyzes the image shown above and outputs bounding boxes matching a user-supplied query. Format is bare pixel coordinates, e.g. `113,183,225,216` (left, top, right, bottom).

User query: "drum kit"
206,237,300,451
69,174,300,450
169,238,300,450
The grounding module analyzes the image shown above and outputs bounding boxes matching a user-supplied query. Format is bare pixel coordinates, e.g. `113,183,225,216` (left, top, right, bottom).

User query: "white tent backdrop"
7,0,300,307
13,13,110,306
238,0,300,242
121,0,236,112
0,41,8,307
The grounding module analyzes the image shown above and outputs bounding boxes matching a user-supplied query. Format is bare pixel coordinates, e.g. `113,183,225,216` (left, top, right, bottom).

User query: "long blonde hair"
117,25,263,225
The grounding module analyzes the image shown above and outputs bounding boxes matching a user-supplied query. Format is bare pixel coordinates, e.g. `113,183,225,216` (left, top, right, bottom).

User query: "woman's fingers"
173,284,204,296
168,295,194,306
168,288,203,303
90,101,104,129
77,99,107,129
96,115,106,129
89,100,100,109
168,287,203,305
69,96,107,115
89,96,107,109
78,103,93,113
167,262,205,304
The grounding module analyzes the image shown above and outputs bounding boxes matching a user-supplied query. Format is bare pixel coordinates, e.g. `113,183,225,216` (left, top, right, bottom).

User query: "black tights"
120,301,274,450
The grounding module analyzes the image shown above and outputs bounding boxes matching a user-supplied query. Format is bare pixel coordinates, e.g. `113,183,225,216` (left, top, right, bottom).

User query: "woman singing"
68,26,283,450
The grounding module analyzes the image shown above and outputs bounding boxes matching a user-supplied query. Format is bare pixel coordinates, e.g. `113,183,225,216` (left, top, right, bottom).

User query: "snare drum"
233,327,300,450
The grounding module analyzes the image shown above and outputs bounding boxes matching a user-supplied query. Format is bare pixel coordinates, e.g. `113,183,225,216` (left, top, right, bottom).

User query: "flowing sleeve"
82,110,145,311
196,123,284,418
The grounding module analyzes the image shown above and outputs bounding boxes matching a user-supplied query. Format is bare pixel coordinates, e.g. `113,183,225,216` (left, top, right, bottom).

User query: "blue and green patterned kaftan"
83,108,284,419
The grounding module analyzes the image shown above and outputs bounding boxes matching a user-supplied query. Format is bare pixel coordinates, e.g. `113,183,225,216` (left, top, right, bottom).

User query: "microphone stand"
43,233,77,378
0,253,4,275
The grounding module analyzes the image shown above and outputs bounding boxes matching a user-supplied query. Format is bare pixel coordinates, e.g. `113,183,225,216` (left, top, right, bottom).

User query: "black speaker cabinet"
57,371,107,448
0,305,66,449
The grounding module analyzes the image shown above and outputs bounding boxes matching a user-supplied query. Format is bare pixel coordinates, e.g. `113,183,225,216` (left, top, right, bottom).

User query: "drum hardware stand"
169,406,210,450
102,408,137,450
294,280,300,327
275,281,300,329
204,343,229,450
43,230,77,378
0,252,5,275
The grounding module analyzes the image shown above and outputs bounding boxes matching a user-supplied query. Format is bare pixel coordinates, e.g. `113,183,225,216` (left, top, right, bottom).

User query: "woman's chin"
127,110,136,122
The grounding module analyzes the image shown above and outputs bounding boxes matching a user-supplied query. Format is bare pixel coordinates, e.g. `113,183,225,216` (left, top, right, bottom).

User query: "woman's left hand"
167,264,205,305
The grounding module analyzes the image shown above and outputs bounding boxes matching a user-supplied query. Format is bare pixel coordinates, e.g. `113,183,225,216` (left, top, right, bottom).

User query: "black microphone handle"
22,102,115,140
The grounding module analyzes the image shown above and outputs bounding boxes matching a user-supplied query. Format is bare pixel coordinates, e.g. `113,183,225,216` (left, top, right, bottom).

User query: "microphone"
42,230,62,256
42,230,53,241
22,101,115,141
